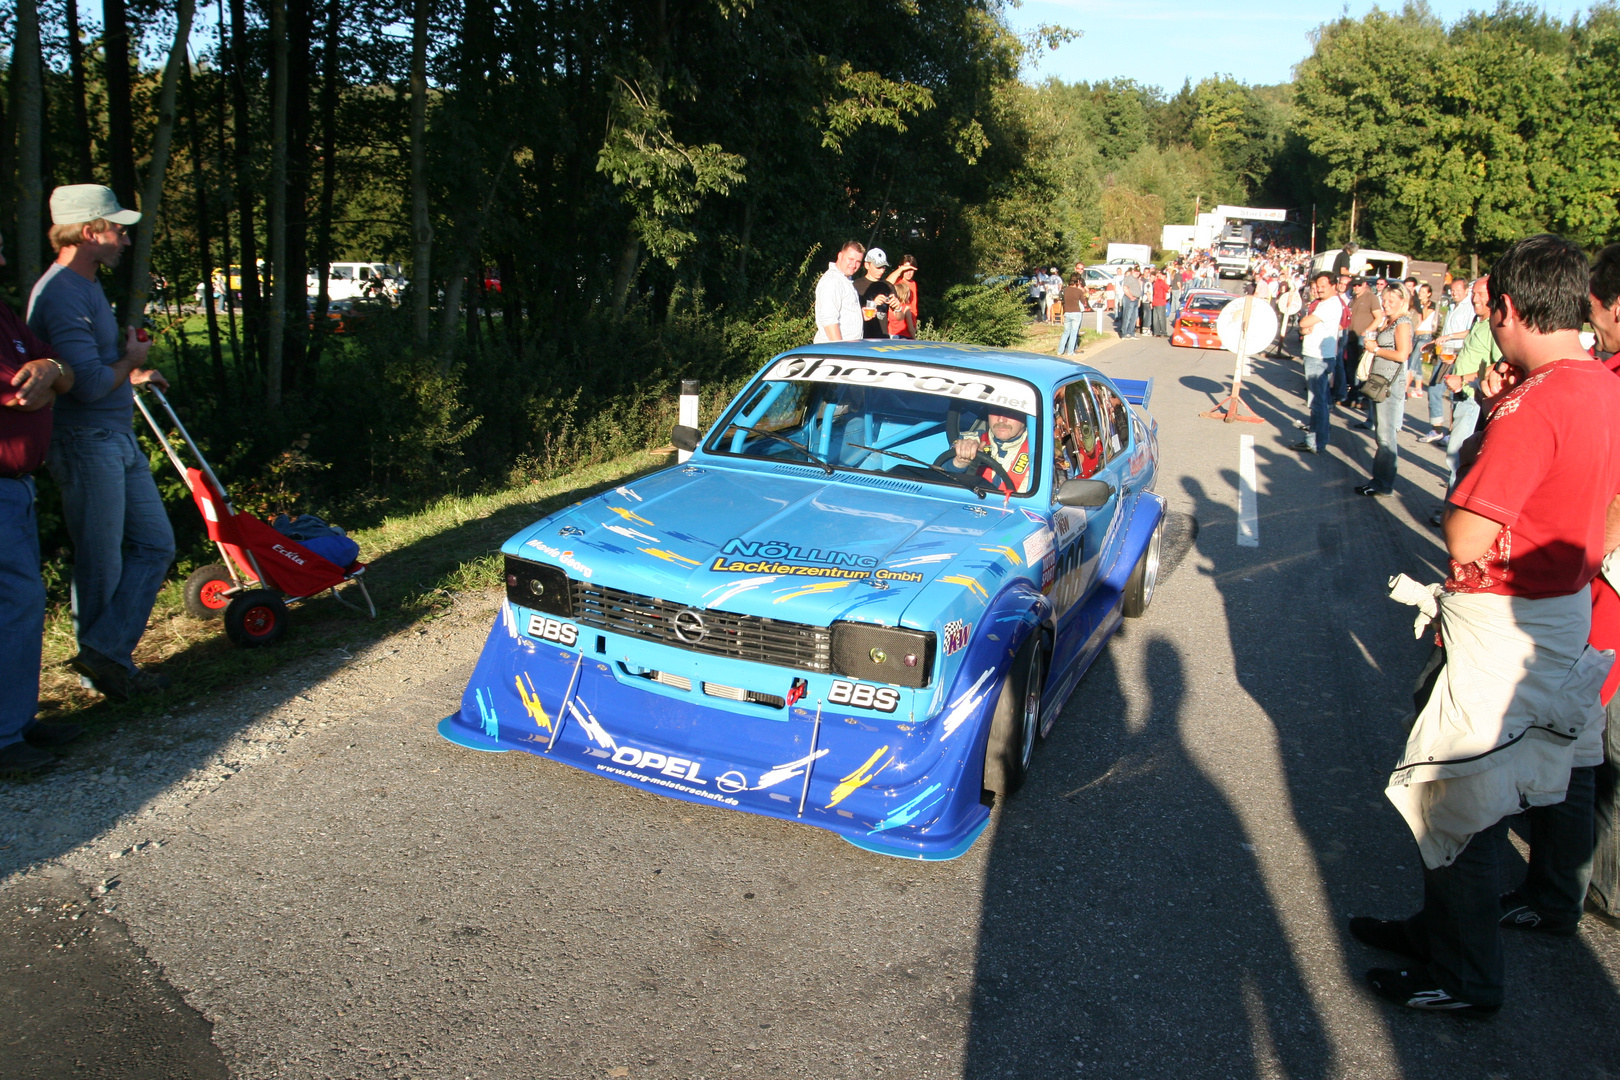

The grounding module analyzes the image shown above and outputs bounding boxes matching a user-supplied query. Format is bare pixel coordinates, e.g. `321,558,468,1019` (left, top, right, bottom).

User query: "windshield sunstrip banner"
765,357,1039,416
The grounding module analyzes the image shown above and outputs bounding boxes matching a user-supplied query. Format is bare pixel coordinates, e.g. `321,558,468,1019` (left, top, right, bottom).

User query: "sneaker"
69,649,134,702
1417,429,1447,444
1289,441,1319,454
1349,917,1425,961
23,722,83,748
1292,419,1309,430
1366,968,1499,1018
1498,892,1579,936
1355,484,1392,498
0,741,57,774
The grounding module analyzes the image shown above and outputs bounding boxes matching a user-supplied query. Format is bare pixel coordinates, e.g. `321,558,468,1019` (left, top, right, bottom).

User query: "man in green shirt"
1443,276,1498,490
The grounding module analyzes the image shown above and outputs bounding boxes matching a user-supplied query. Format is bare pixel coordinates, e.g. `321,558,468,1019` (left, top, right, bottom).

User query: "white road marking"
1237,435,1259,547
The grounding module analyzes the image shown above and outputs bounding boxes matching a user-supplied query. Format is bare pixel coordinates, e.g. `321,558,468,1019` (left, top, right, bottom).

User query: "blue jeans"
1058,311,1083,355
1370,370,1408,494
46,426,175,671
1425,380,1448,427
1447,394,1481,491
1303,353,1333,451
1117,298,1139,337
0,478,45,748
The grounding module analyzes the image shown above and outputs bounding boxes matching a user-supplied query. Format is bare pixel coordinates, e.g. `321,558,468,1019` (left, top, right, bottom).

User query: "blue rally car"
439,341,1164,859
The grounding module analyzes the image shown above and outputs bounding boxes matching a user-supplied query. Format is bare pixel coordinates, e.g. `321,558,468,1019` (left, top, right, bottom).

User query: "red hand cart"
136,385,375,647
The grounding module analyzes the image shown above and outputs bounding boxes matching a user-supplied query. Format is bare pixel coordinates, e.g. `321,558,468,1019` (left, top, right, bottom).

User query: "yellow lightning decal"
609,505,655,527
826,746,892,808
638,546,701,566
774,580,853,603
515,672,551,733
941,573,988,599
979,544,1022,566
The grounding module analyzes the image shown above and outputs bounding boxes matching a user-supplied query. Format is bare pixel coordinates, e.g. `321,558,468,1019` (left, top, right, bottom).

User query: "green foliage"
930,283,1028,348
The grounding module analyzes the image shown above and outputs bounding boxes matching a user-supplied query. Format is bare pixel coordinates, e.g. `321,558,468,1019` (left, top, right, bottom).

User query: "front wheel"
183,564,234,620
982,635,1046,798
1122,517,1164,618
224,590,289,648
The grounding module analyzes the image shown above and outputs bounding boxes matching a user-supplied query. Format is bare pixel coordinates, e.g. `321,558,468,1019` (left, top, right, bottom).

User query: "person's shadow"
963,635,1334,1078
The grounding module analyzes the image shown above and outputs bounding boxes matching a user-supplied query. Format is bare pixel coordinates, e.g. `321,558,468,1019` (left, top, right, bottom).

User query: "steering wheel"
933,446,1018,494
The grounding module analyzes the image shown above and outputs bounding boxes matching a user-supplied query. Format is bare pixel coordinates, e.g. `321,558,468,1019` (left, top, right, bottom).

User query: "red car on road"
1170,291,1234,349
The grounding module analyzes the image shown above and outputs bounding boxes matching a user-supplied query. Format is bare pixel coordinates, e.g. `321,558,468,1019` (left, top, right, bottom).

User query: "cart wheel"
224,590,289,648
183,564,235,620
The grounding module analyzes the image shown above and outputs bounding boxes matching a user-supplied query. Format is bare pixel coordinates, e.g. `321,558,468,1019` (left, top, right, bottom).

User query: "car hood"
506,463,1043,627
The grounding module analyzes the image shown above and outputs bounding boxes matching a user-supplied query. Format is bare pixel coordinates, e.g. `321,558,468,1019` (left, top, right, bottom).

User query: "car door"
1047,379,1110,678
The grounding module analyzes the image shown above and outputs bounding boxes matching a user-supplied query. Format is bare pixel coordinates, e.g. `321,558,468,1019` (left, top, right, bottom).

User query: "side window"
1064,380,1104,480
358,266,372,280
1050,385,1080,485
1085,379,1131,461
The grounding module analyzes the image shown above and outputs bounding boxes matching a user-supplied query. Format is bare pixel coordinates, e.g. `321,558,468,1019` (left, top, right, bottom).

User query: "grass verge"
37,450,673,731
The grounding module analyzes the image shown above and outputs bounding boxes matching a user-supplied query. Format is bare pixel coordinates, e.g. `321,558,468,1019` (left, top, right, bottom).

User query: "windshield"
705,356,1042,498
1187,295,1234,313
1217,243,1247,257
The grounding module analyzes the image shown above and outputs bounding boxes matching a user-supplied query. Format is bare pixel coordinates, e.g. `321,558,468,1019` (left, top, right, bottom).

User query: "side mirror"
671,425,701,452
1055,478,1114,507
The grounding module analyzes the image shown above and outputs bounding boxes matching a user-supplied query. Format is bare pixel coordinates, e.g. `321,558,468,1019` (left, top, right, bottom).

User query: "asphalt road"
6,323,1620,1079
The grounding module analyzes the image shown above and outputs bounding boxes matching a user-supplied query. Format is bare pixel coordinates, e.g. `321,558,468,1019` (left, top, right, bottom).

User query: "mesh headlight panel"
830,622,936,689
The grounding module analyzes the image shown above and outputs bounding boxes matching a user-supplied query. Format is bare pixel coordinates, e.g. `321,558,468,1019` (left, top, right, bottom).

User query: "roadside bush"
929,283,1028,347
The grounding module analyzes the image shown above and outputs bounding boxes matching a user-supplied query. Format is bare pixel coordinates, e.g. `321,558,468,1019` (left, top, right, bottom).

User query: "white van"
309,262,402,301
1312,248,1410,281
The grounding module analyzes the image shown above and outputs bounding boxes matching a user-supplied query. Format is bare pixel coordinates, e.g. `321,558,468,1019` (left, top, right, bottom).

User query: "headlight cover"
830,622,936,689
505,555,573,618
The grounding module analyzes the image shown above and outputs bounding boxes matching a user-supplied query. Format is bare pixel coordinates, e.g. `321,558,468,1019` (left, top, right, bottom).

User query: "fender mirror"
1055,478,1114,507
671,425,701,452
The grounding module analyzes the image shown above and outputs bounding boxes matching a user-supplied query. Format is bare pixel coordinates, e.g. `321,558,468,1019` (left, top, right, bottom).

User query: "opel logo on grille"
672,608,707,644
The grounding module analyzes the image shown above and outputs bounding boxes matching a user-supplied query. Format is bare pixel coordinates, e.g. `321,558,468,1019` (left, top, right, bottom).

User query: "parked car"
307,297,375,334
309,262,403,303
437,341,1166,860
1170,291,1235,349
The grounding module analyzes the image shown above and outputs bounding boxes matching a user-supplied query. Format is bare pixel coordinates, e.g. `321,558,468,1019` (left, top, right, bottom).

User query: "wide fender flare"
936,581,1050,794
1099,490,1167,597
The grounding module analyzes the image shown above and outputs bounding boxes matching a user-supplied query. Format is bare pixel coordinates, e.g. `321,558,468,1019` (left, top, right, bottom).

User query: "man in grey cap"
27,184,174,701
854,247,899,339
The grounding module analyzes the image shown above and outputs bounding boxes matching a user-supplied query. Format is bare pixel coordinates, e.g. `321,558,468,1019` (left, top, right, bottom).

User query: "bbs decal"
526,614,579,646
828,680,902,713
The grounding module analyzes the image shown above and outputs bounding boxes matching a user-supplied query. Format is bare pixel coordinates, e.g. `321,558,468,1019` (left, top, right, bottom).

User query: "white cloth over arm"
1385,586,1612,869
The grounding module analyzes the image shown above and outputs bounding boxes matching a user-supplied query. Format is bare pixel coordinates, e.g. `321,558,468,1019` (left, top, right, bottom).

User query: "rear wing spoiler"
1113,377,1154,409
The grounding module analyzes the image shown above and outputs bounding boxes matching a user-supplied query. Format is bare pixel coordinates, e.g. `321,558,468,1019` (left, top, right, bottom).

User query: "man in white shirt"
813,240,865,343
1291,271,1346,454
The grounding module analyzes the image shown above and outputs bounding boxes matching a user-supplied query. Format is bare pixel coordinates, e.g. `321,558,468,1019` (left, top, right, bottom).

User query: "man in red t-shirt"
1353,234,1620,1017
1148,271,1170,337
1585,242,1620,918
0,231,77,773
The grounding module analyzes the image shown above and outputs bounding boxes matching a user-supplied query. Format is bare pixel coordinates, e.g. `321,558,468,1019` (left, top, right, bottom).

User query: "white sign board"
1215,298,1279,357
1215,205,1288,223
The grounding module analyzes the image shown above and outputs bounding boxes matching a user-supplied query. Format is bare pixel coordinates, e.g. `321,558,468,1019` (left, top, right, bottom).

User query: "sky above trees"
1012,0,1591,88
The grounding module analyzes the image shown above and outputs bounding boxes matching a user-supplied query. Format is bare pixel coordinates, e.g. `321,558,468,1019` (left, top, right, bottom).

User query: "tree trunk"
409,0,434,349
306,0,341,373
230,0,263,378
265,0,290,407
185,57,227,394
103,0,138,319
65,0,93,182
215,3,241,379
12,0,45,295
281,0,313,390
610,235,639,315
498,248,520,353
125,0,198,324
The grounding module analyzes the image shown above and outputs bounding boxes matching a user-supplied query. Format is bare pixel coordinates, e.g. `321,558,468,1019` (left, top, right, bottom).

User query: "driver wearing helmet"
946,408,1033,493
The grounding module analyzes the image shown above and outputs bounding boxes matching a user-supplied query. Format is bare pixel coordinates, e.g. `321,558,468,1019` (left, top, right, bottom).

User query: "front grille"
571,581,832,673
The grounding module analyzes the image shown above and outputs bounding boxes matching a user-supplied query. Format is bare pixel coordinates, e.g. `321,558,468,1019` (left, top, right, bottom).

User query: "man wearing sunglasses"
27,185,175,702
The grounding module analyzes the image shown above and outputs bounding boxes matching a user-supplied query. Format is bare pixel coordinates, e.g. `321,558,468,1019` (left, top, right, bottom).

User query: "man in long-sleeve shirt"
27,184,174,701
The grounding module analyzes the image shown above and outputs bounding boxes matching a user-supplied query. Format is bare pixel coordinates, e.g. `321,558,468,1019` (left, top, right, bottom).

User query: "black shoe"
1289,441,1319,454
1499,892,1579,936
0,741,57,774
1292,419,1309,430
69,648,134,702
130,668,172,694
23,721,83,748
1350,917,1425,961
1355,485,1391,497
1366,968,1499,1018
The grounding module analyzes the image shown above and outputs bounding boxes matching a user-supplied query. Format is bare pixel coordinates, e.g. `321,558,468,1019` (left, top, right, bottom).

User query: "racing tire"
224,590,289,648
982,635,1046,799
182,564,234,621
1122,517,1164,618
